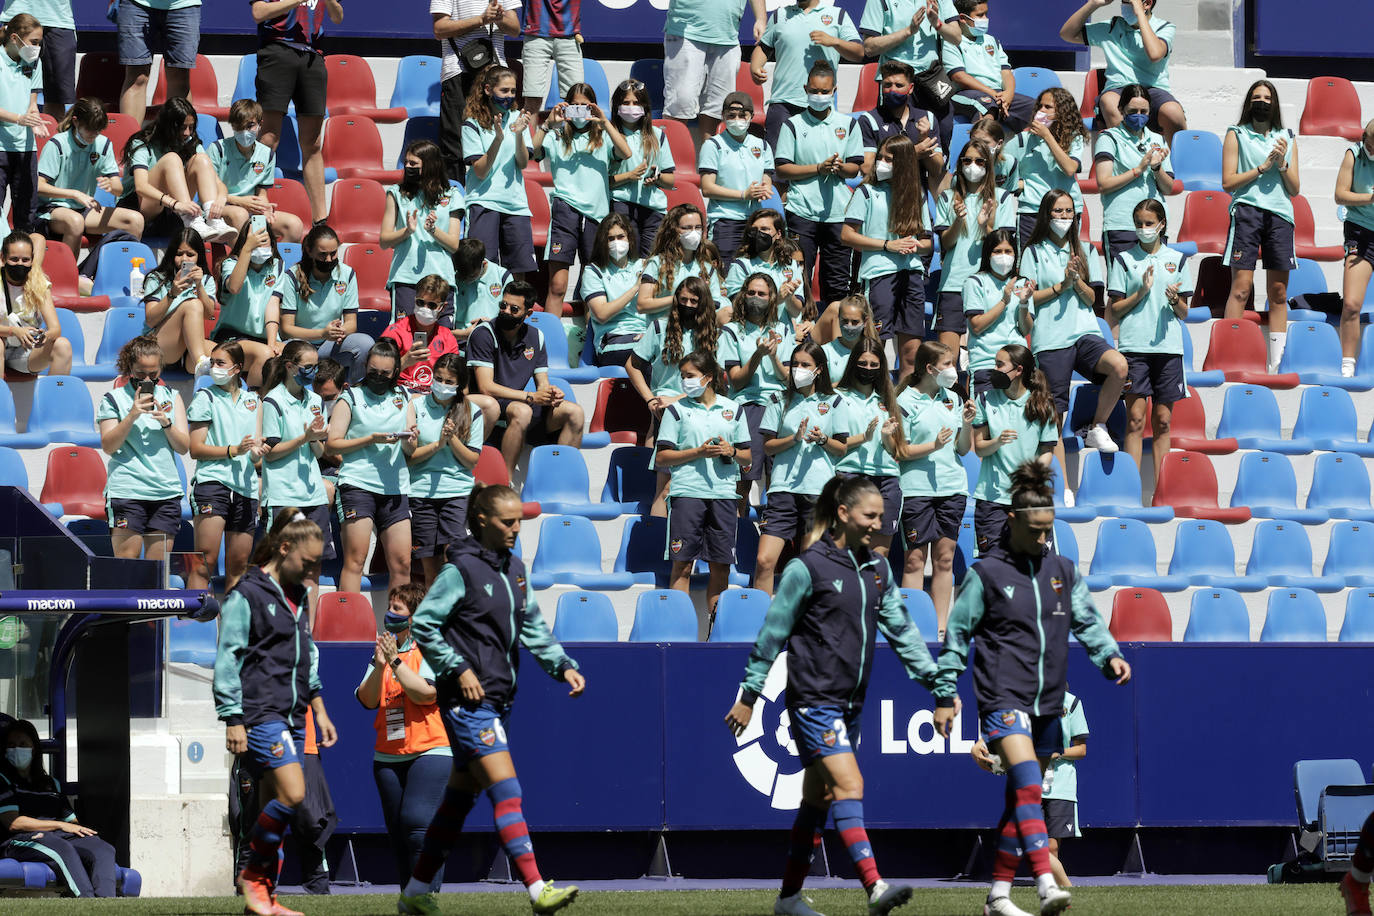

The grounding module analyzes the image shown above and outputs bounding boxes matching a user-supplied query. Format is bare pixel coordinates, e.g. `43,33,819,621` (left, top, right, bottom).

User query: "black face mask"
403,165,422,184
312,256,337,275
4,264,29,285
676,305,697,327
744,227,774,256
853,366,880,386
989,369,1012,390
495,311,522,332
364,371,392,394
743,296,769,322
1249,100,1272,121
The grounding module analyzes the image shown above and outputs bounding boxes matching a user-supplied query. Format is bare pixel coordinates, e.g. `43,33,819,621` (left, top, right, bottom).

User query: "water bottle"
128,256,145,298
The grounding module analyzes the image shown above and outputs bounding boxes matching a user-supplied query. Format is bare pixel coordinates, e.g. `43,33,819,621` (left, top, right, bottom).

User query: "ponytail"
1009,461,1056,513
803,474,881,551
1001,343,1055,427
465,482,520,540
262,339,315,393
251,507,324,567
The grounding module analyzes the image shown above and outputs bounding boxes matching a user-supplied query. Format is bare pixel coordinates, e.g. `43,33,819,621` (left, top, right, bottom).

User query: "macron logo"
1003,585,1015,599
832,579,843,592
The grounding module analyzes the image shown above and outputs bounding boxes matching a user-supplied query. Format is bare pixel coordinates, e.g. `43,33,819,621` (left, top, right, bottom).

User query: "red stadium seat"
1191,254,1246,315
103,113,140,162
342,244,393,312
1298,77,1363,141
74,53,122,110
150,54,228,120
1110,588,1174,641
265,177,313,230
590,378,652,446
654,118,700,186
45,242,110,312
1176,190,1232,255
1169,387,1237,454
1293,196,1344,261
851,62,879,114
1151,450,1252,523
34,114,56,158
1200,320,1300,388
327,179,385,244
664,182,706,217
1080,68,1104,123
313,591,376,641
473,445,540,517
734,64,766,126
322,116,402,183
39,446,106,519
325,55,407,124
526,177,551,250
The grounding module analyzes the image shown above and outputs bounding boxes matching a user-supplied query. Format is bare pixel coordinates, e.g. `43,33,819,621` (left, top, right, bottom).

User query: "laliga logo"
731,653,805,810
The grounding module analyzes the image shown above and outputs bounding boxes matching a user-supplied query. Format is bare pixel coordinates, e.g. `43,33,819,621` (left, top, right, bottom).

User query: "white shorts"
522,37,584,103
662,34,741,121
4,340,36,373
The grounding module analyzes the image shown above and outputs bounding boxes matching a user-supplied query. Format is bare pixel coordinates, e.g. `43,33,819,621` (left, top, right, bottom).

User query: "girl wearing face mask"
833,337,904,555
384,138,463,323
815,294,879,382
120,97,224,241
209,98,304,244
356,583,451,890
327,337,414,594
933,139,1017,354
37,97,145,267
1019,189,1127,465
215,218,285,387
187,341,268,592
531,83,633,315
281,223,375,384
638,202,729,317
656,350,752,614
406,353,483,586
97,337,189,562
752,1,864,152
462,67,536,278
1008,88,1088,246
259,341,336,564
958,117,1017,192
754,341,848,595
699,90,776,271
970,344,1057,554
382,274,464,395
140,227,216,375
724,209,808,325
1110,199,1192,483
1222,79,1300,372
843,133,932,380
609,80,675,258
0,14,44,240
889,341,974,627
583,213,647,367
0,718,120,898
965,229,1035,395
722,273,795,507
0,230,70,375
1093,83,1178,263
1336,120,1374,379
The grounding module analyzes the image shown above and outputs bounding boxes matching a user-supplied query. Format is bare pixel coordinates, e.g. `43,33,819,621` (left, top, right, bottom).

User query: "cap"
721,91,755,115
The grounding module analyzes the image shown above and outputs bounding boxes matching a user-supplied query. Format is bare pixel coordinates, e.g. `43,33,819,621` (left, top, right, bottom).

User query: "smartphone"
249,213,267,235
138,379,156,398
412,331,428,348
644,166,659,184
178,261,193,279
564,104,591,121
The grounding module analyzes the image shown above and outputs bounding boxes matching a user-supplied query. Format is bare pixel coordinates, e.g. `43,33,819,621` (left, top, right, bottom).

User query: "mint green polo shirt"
208,137,276,198
719,319,796,405
187,384,262,498
859,0,955,73
632,317,703,396
1011,130,1085,216
664,0,748,47
124,137,202,197
641,254,730,311
934,187,1017,295
260,382,328,509
845,183,926,282
941,31,1010,91
897,386,967,498
461,112,530,216
1043,691,1089,802
1109,244,1192,356
455,259,511,326
822,338,855,383
724,254,803,298
656,393,751,499
215,255,284,338
775,108,864,223
537,127,614,221
584,258,647,351
408,395,483,499
280,264,359,329
698,131,774,223
835,388,898,477
1,1,76,30
1084,14,1176,92
37,130,118,210
1021,240,1104,355
337,384,411,496
962,271,1023,373
611,125,674,211
0,48,39,152
96,382,184,501
972,389,1058,504
760,3,860,108
762,390,848,496
1226,124,1296,222
1094,125,1174,233
386,186,462,287
141,271,217,334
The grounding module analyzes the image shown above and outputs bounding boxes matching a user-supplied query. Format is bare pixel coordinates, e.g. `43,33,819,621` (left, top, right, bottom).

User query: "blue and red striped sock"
780,802,828,898
488,777,542,887
831,798,880,891
991,783,1022,886
244,799,294,879
411,785,477,887
1008,761,1051,879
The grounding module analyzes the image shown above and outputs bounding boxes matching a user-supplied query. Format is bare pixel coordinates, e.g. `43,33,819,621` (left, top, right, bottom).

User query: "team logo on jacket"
270,741,284,758
1050,576,1064,594
835,126,847,140
832,578,843,592
523,347,535,360
670,538,684,554
1003,585,1015,599
482,583,493,596
392,395,404,409
479,728,496,746
751,146,762,159
264,275,276,287
335,281,347,294
516,575,526,593
822,729,836,747
1164,263,1176,274
817,402,830,415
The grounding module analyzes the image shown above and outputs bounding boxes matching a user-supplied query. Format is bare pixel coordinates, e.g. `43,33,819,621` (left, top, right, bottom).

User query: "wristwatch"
388,656,403,670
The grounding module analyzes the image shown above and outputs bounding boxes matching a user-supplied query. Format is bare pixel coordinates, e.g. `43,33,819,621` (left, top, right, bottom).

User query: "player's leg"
399,761,480,914
993,728,1066,914
775,763,831,915
816,750,910,914
1341,809,1374,914
240,734,307,916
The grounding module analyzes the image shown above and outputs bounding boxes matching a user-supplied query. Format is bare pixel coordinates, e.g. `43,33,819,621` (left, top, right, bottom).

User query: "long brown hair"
58,96,107,134
648,203,713,293
1025,189,1087,264
398,138,450,208
730,272,779,329
559,82,606,154
250,506,325,567
663,275,717,365
1,231,48,324
290,223,338,304
431,351,474,445
465,66,515,131
950,139,1000,241
999,343,1055,427
837,336,902,436
610,78,657,163
1238,79,1284,130
874,134,924,238
784,339,835,400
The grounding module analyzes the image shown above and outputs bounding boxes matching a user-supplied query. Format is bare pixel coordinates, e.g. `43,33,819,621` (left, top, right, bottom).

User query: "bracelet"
265,320,280,328
160,419,171,429
883,240,890,252
226,445,233,459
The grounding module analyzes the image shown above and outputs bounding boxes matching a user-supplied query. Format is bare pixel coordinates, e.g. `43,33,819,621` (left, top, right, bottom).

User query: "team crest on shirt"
335,281,347,294
817,402,830,415
985,45,996,56
820,13,833,25
252,162,265,175
392,394,404,409
89,151,98,164
1051,576,1064,594
751,146,762,159
270,742,284,758
834,126,847,140
523,347,535,360
670,538,684,554
264,275,277,287
310,404,322,417
822,729,836,747
722,410,734,421
489,282,501,297
479,728,496,746
878,404,889,413
439,192,451,208
1001,711,1017,726
1164,263,1176,273
158,399,174,413
246,399,258,411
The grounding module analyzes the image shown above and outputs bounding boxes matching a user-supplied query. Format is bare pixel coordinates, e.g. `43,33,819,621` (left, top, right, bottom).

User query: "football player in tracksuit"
933,461,1131,916
726,474,944,916
398,483,586,916
213,509,338,916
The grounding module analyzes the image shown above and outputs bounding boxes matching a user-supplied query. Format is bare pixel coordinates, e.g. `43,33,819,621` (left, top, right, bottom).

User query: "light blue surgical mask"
5,747,32,770
430,381,458,402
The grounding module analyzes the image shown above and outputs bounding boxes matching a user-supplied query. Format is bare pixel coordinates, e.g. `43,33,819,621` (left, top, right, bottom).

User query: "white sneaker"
983,896,1033,916
193,354,211,377
867,879,912,915
1038,885,1071,915
774,893,826,916
208,217,238,244
188,215,214,239
1082,423,1119,453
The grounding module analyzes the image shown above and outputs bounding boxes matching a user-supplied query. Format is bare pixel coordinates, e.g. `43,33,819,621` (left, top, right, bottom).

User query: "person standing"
699,90,775,271
1092,83,1178,263
461,67,536,277
859,0,962,154
260,341,337,563
383,139,464,321
1336,121,1374,379
117,0,200,125
432,0,521,184
1041,690,1089,888
0,0,72,118
521,0,583,115
663,0,768,149
1007,88,1087,247
608,79,675,258
852,61,944,182
752,0,863,152
0,14,45,237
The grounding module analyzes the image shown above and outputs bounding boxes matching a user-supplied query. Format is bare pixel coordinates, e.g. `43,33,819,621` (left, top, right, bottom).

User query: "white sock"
1343,357,1358,376
527,879,546,901
1268,331,1286,368
1037,873,1059,895
990,879,1012,900
402,876,430,898
1353,865,1372,884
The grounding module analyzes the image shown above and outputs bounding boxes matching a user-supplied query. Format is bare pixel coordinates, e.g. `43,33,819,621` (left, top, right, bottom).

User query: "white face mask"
970,17,990,36
681,376,707,398
5,746,31,770
792,366,817,389
679,228,702,252
1050,218,1074,239
617,105,644,124
209,365,235,387
725,118,751,139
570,117,590,130
234,127,258,147
990,253,1016,276
874,160,894,182
935,365,959,389
413,306,438,326
962,163,987,183
430,381,457,401
805,93,832,112
1136,225,1161,244
249,246,272,266
608,239,630,261
17,43,39,64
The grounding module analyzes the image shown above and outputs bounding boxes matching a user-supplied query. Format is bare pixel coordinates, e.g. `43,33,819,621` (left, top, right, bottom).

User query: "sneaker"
1038,884,1071,915
983,896,1033,916
1342,873,1372,915
775,893,826,916
209,217,239,244
194,353,211,377
397,891,441,915
269,897,304,916
1081,423,1119,453
867,879,913,915
532,881,579,913
238,871,276,916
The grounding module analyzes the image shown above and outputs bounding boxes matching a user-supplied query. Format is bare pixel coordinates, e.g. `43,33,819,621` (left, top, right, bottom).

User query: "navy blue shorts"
1017,212,1039,250
667,495,736,565
711,217,748,272
255,42,327,118
789,704,861,763
866,270,926,339
974,497,1011,555
192,482,259,534
970,368,994,398
1223,202,1297,272
337,484,410,531
107,496,181,538
932,289,966,335
242,720,306,777
1043,798,1080,838
843,473,901,537
545,197,598,268
901,493,967,547
1102,229,1140,264
264,502,337,560
39,27,76,112
1037,334,1115,414
1124,352,1186,404
611,200,665,259
759,491,816,543
981,707,1064,758
440,703,510,759
1345,221,1374,268
466,203,536,275
411,495,468,558
737,400,774,483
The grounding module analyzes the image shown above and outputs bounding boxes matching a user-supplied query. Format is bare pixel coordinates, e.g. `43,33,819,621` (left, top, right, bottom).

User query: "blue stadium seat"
1056,451,1173,523
522,445,622,519
551,591,619,642
0,858,140,895
0,382,43,447
1062,383,1127,452
1049,456,1069,509
1294,387,1374,456
1261,588,1328,641
1280,320,1367,389
544,58,611,110
390,55,443,118
27,375,98,447
1307,452,1374,521
1295,758,1367,833
600,446,655,515
1086,519,1187,590
1215,385,1314,453
1356,324,1374,380
1011,67,1061,101
1050,519,1078,564
1183,588,1251,641
960,449,979,496
529,515,635,590
196,112,221,149
709,587,769,642
0,446,59,514
898,587,939,640
92,241,157,298
167,617,217,667
628,59,665,117
526,310,599,384
517,375,610,447
1169,130,1224,191
1182,328,1223,386
1167,519,1265,590
952,512,975,584
277,242,302,273
72,299,142,381
1248,520,1345,592
1339,590,1374,641
44,307,87,376
1230,451,1330,523
577,324,630,378
1324,522,1374,587
628,589,698,642
612,514,670,586
395,117,440,168
1281,261,1330,318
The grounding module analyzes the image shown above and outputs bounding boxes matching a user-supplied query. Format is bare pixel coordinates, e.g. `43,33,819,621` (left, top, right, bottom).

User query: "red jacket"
382,316,460,392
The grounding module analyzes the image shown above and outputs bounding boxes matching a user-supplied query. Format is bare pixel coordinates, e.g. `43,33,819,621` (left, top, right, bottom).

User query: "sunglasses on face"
414,299,442,310
960,157,988,166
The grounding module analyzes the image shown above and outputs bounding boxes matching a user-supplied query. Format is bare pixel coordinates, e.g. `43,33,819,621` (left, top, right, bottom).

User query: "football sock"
244,799,294,880
488,777,543,892
780,801,828,898
831,798,880,891
407,785,477,894
1008,760,1052,879
1351,810,1374,882
1268,331,1286,370
991,783,1022,886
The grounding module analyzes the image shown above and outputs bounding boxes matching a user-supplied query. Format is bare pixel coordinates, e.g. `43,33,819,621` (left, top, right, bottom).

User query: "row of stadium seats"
1109,586,1374,643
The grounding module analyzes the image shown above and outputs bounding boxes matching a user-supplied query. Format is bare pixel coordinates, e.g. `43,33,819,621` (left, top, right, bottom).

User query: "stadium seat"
1183,588,1252,641
628,590,698,642
1061,384,1127,453
322,116,402,183
1248,520,1345,592
102,112,140,161
1181,325,1224,385
327,179,386,244
231,53,263,106
1086,519,1187,591
266,178,314,231
314,591,376,640
1295,758,1368,835
543,58,611,111
664,181,707,218
395,117,440,168
1169,130,1224,192
1175,190,1232,256
1167,519,1265,590
1294,387,1374,455
1057,452,1172,523
167,617,217,667
45,241,108,312
613,514,671,586
1281,322,1364,392
734,64,766,127
551,591,619,642
1307,452,1374,521
390,55,443,118
74,52,122,109
92,241,158,299
1050,519,1078,564
1187,254,1239,320
530,515,635,590
1324,522,1374,587
1231,452,1329,523
325,55,407,122
526,310,599,383
628,59,666,118
341,243,393,313
655,119,701,186
1151,450,1251,523
278,242,302,273
1169,388,1236,453
1079,68,1104,125
522,445,622,519
695,517,759,587
1339,590,1374,641
1298,76,1364,140
76,301,144,383
0,382,42,447
150,54,227,119
709,588,769,642
600,446,655,515
1216,386,1310,454
1292,197,1345,261
1260,588,1328,641
40,446,107,518
590,377,652,445
898,588,939,640
0,446,60,514
1109,587,1173,641
851,62,880,113
1201,320,1300,387
194,112,223,151
1283,259,1331,315
1011,67,1061,101
527,177,551,249
28,375,98,447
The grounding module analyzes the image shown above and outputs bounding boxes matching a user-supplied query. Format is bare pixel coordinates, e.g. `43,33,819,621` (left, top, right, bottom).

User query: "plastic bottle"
129,257,145,299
